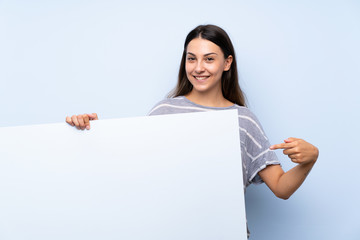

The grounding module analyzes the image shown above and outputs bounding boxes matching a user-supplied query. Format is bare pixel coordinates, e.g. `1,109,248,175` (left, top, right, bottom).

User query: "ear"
224,55,233,71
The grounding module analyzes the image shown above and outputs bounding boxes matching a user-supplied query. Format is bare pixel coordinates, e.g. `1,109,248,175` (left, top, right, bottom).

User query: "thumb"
87,113,98,120
284,137,298,143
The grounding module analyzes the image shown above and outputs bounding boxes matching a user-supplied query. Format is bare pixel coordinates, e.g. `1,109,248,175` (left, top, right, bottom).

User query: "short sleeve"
237,108,280,187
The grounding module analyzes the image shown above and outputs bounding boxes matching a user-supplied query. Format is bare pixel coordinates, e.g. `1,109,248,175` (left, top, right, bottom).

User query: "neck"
185,90,233,107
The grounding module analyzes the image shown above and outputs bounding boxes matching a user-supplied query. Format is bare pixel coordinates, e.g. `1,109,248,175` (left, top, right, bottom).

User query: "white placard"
0,110,247,240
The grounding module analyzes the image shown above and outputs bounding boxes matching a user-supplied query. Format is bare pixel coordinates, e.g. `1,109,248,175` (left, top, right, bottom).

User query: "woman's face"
185,38,232,95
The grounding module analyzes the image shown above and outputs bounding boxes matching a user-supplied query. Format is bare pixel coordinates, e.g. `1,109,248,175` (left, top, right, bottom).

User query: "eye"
205,57,214,62
187,57,196,62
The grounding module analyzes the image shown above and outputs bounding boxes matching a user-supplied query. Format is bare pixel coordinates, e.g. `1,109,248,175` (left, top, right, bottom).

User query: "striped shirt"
148,96,280,188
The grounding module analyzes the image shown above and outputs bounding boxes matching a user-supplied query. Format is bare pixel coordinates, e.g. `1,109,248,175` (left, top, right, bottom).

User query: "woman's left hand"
270,137,319,165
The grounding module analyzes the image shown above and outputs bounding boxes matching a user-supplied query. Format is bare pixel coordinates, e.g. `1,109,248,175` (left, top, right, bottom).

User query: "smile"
194,76,210,80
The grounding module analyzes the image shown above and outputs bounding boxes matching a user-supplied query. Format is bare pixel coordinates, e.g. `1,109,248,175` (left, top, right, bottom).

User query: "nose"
195,61,205,74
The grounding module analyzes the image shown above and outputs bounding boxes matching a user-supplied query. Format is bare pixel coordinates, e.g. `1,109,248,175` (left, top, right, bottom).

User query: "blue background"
1,0,359,239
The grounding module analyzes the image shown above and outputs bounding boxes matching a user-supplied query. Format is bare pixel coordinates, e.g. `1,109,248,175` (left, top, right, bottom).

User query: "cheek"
185,62,191,72
207,64,223,75
185,63,193,76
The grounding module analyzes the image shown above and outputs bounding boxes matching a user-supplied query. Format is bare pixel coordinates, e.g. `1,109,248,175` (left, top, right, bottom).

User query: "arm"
65,113,98,130
258,138,319,200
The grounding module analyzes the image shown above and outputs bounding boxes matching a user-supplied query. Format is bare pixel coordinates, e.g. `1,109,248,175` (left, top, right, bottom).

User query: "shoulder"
233,105,269,142
153,96,185,106
147,96,192,116
233,105,263,128
233,105,256,118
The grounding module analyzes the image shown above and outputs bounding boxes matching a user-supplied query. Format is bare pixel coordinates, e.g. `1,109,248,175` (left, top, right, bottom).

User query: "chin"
191,85,213,93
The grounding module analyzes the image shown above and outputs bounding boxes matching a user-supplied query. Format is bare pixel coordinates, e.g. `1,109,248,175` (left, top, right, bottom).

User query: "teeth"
195,76,208,80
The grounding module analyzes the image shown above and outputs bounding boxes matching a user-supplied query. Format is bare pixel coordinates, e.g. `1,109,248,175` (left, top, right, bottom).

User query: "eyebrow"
187,52,218,56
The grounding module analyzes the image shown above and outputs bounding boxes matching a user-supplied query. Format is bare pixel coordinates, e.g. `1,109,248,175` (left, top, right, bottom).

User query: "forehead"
186,38,223,55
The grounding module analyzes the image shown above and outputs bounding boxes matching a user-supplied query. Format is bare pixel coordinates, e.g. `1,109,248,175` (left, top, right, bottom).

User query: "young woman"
66,24,319,235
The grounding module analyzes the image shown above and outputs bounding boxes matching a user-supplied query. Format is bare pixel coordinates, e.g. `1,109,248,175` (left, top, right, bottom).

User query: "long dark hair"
169,24,247,107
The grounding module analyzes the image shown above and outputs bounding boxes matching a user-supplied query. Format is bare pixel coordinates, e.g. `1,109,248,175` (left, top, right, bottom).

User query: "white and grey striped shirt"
148,96,280,188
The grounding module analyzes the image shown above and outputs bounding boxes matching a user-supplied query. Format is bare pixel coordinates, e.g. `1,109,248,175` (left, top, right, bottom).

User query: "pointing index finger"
270,141,295,150
270,143,287,150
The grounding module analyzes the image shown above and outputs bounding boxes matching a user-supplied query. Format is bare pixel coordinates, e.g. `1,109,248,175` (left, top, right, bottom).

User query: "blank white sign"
0,110,247,240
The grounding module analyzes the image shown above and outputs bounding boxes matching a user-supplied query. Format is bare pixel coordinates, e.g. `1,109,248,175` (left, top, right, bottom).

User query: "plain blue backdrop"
1,0,359,239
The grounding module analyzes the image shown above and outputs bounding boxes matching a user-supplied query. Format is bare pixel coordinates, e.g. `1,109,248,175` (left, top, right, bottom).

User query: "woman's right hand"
65,113,98,130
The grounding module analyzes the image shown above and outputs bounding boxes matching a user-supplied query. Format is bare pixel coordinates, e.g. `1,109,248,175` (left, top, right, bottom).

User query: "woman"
66,24,319,235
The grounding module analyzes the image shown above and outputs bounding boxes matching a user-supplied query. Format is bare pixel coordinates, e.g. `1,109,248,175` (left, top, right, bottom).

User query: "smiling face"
185,37,233,96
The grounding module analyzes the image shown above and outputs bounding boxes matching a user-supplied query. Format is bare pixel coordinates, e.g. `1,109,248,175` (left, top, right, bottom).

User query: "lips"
194,76,210,81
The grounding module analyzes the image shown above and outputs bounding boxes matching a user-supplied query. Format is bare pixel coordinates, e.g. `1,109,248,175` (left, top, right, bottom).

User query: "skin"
264,138,318,199
66,113,98,130
184,38,318,199
184,38,234,107
66,37,319,199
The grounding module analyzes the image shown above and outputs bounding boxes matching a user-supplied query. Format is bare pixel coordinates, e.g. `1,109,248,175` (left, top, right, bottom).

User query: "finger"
66,116,74,126
284,137,301,143
289,153,304,163
285,152,296,161
86,113,98,121
290,158,299,164
71,115,80,129
77,115,86,130
87,113,94,119
89,113,98,120
270,143,287,150
270,141,296,150
83,114,90,130
283,147,300,155
290,155,300,163
288,153,298,159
